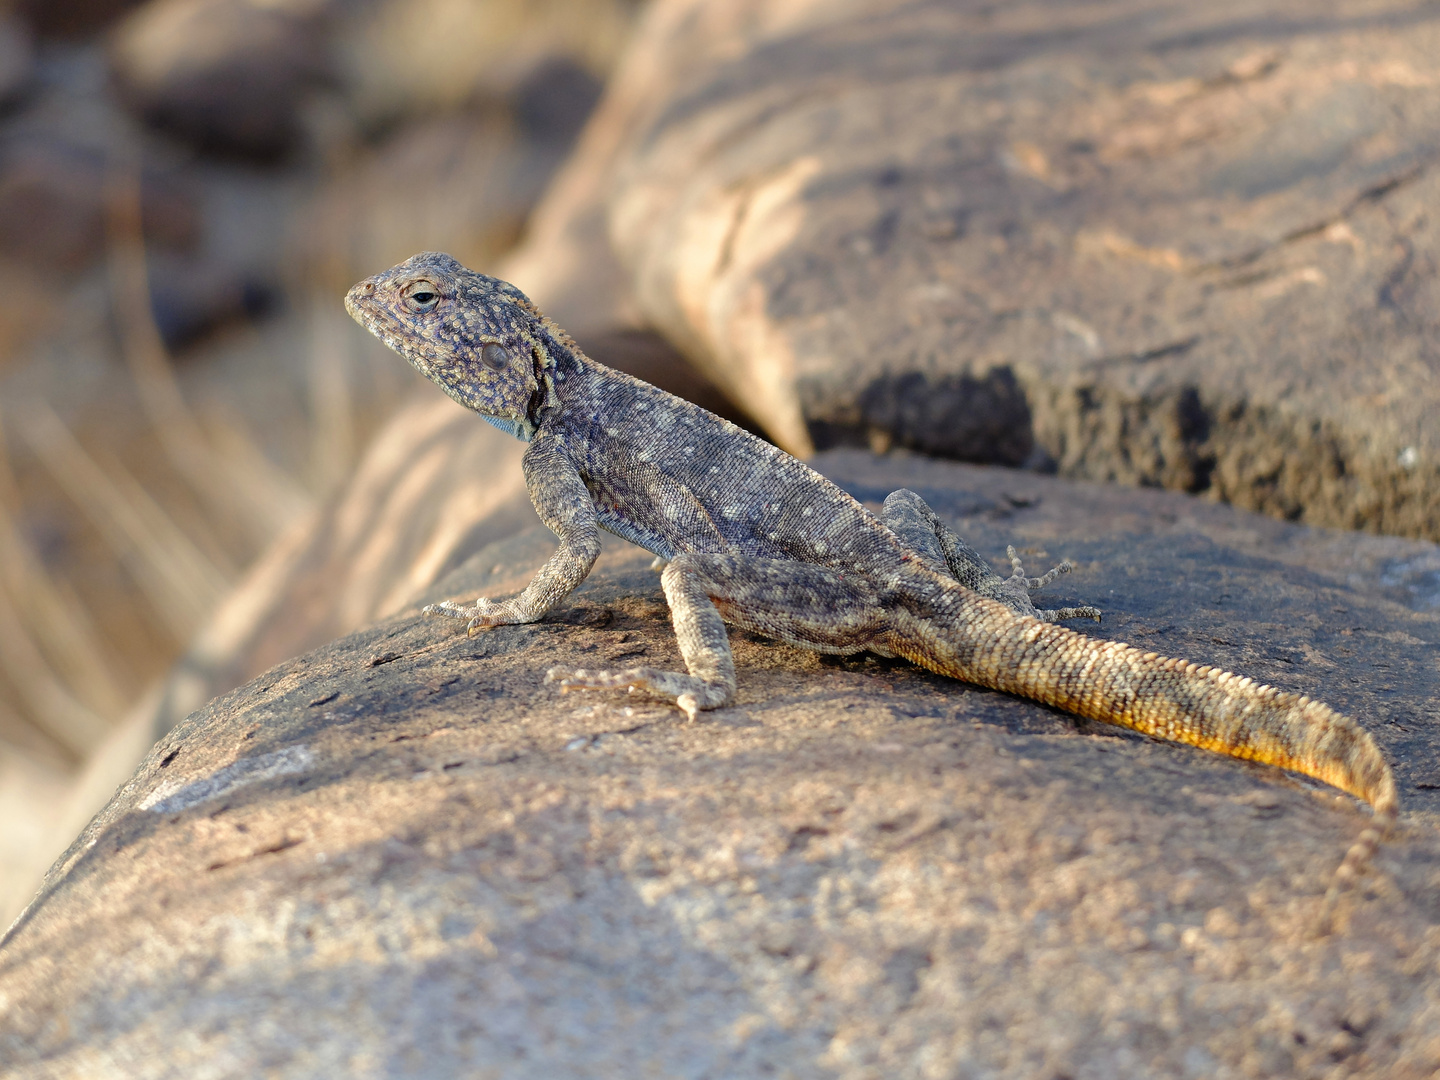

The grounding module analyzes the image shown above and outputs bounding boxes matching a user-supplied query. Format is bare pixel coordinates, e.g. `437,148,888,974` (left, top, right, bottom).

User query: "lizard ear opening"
481,343,511,370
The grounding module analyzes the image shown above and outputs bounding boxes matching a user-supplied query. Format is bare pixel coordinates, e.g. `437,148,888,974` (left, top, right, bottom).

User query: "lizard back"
551,347,911,573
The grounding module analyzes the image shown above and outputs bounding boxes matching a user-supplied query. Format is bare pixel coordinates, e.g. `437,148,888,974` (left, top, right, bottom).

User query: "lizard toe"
546,666,729,717
424,600,471,620
1040,605,1103,623
545,666,649,692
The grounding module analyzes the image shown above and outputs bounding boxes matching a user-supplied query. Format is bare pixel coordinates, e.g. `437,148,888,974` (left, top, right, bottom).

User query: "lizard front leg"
548,556,735,719
427,435,600,633
548,554,889,719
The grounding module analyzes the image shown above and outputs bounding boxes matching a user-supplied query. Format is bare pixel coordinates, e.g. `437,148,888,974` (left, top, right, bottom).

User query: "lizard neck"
516,311,579,437
527,314,594,428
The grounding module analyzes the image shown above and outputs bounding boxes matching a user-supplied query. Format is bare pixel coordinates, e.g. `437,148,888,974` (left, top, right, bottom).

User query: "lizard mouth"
343,278,377,321
344,280,436,378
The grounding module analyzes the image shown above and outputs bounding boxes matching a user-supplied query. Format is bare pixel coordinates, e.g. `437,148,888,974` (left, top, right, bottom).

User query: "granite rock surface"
4,451,1439,1079
592,0,1440,540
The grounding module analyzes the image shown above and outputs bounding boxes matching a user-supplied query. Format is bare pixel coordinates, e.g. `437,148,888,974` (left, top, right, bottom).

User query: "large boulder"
0,141,197,272
590,0,1440,540
3,451,1438,1078
108,0,632,161
108,0,329,160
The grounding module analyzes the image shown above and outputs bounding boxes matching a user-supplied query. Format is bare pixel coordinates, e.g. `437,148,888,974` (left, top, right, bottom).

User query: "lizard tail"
895,591,1398,918
1320,778,1397,933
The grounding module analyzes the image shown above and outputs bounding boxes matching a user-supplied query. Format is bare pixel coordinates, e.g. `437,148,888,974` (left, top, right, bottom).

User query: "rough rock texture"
0,142,197,272
109,0,330,160
108,0,633,161
150,395,532,732
3,451,1438,1079
0,0,635,935
17,0,145,40
595,0,1440,540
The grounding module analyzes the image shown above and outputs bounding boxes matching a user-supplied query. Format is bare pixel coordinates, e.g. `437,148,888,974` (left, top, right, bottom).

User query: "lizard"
346,250,1398,926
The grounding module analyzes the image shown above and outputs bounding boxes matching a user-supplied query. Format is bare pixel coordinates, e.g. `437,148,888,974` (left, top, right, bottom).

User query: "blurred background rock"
0,0,642,920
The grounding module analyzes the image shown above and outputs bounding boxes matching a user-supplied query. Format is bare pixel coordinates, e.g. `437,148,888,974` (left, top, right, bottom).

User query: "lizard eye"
481,343,511,370
402,281,440,312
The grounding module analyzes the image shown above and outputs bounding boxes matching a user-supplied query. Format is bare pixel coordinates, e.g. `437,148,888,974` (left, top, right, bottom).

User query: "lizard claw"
1007,545,1074,589
1005,547,1101,622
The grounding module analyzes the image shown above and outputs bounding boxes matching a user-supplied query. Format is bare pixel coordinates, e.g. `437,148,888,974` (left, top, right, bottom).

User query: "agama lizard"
347,251,1397,923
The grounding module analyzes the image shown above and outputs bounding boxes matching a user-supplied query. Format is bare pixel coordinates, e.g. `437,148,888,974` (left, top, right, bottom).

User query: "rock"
144,251,274,350
0,132,269,346
146,393,534,741
328,0,632,133
3,450,1438,1077
492,0,691,336
109,0,328,161
0,334,749,927
597,0,1440,540
301,104,574,289
511,56,603,145
0,14,34,103
108,0,632,161
494,51,650,336
15,0,145,40
0,141,198,271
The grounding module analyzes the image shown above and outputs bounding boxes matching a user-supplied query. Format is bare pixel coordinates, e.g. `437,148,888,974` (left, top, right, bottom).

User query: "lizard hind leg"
547,554,892,720
881,488,995,588
880,489,1100,623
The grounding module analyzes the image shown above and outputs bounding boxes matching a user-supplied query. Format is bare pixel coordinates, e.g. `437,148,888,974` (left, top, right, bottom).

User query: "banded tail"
894,587,1398,929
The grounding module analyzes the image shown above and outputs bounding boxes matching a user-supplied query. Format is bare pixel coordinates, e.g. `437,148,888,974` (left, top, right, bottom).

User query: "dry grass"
107,166,316,548
0,413,122,761
0,164,360,774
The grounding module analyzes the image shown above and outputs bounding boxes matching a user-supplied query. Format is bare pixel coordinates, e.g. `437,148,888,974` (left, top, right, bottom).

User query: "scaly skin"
347,251,1397,928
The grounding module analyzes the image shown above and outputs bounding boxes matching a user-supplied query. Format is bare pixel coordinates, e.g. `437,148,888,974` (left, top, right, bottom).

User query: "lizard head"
344,251,562,441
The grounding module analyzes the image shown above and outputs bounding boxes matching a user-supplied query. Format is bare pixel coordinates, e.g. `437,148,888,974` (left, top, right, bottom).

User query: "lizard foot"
1005,546,1102,623
423,598,511,635
545,666,728,721
1040,605,1103,622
